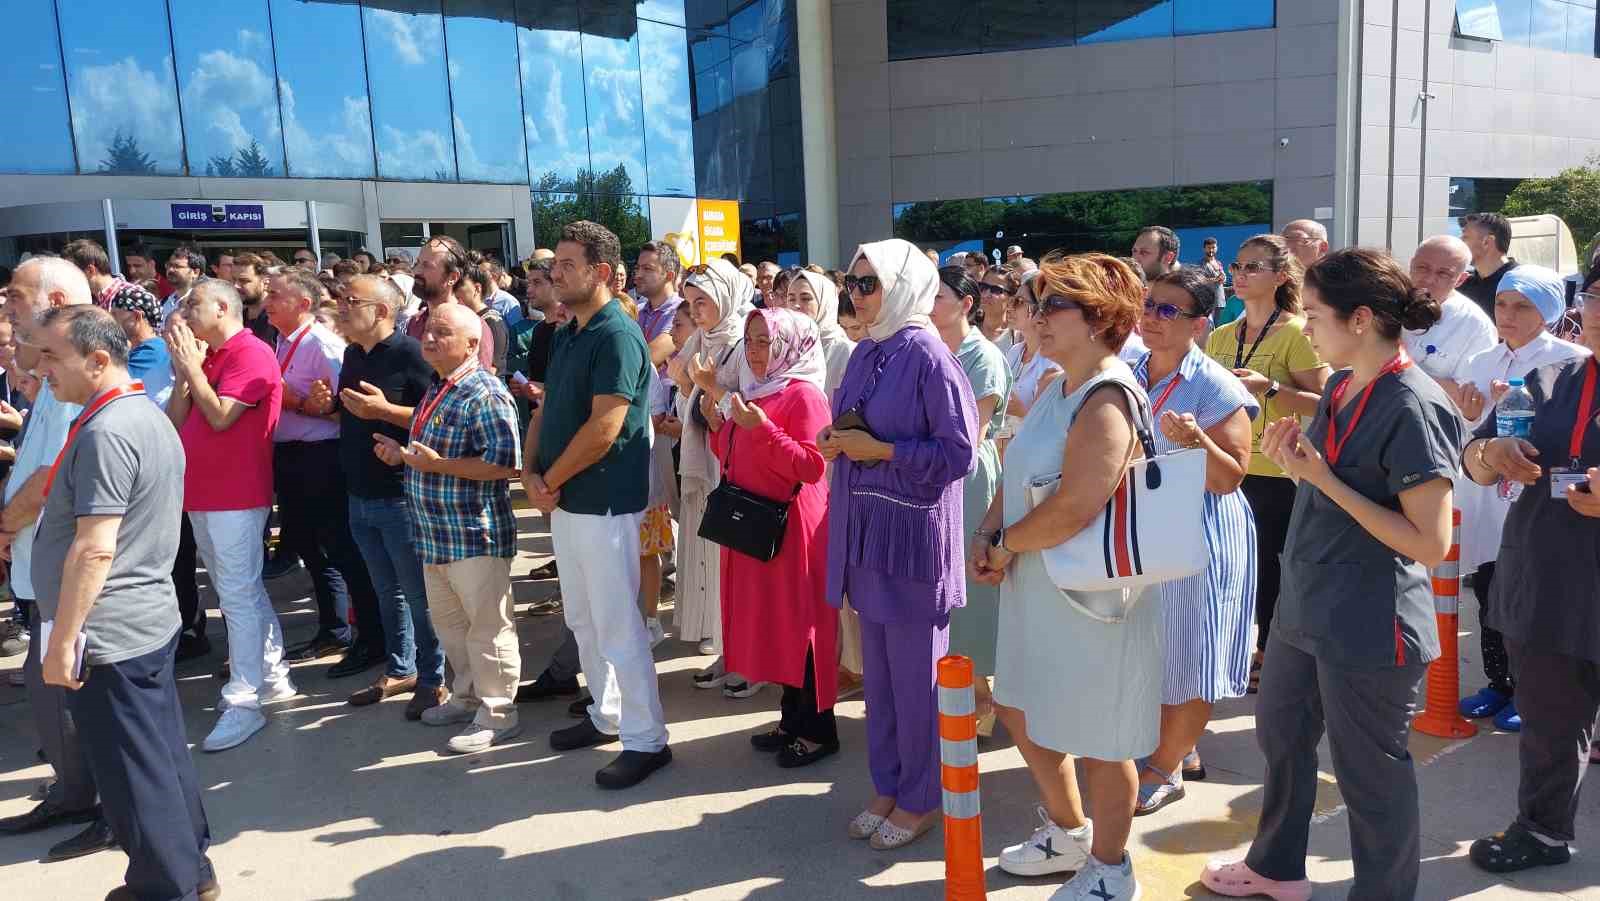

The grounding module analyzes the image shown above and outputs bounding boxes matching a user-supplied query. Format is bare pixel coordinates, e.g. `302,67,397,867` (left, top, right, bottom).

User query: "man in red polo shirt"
165,279,296,753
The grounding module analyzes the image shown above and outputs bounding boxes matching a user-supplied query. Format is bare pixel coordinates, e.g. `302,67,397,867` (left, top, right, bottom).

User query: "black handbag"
696,426,798,562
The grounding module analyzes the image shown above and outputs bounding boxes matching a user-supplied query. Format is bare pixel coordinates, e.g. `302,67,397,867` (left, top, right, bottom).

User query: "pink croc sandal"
1200,859,1313,901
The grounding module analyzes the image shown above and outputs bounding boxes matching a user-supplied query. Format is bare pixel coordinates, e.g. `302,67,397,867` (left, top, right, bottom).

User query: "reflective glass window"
1175,0,1272,35
268,0,375,179
443,0,528,183
887,0,984,60
1077,0,1174,44
533,191,587,248
2,1,74,174
1571,3,1598,54
58,0,184,175
518,1,591,190
1498,0,1535,44
733,41,769,97
730,0,766,43
363,5,457,180
581,7,649,194
691,27,732,73
980,0,1076,51
686,0,730,31
638,0,687,26
1455,0,1506,39
638,21,697,196
170,0,285,178
695,60,734,117
1532,0,1570,50
593,194,653,255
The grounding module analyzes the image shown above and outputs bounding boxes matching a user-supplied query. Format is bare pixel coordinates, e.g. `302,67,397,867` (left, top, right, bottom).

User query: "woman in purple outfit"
820,238,977,850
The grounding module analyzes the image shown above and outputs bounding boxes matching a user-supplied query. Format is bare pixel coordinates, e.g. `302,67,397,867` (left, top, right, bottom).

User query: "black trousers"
272,440,384,654
1473,562,1514,695
1506,639,1600,843
779,648,838,745
1241,474,1298,652
72,634,214,900
174,512,203,637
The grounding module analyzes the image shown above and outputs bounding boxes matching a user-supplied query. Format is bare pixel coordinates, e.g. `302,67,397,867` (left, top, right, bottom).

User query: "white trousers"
552,508,668,751
189,507,290,709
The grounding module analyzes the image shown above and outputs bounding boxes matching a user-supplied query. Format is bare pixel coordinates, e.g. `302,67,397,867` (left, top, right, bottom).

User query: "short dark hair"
1138,226,1180,258
1203,236,1218,247
331,260,361,278
123,242,153,262
459,266,495,299
232,251,268,278
1150,266,1220,318
720,251,741,265
352,248,375,264
559,220,622,274
637,241,683,282
62,238,111,277
1459,212,1512,253
39,305,130,367
169,245,207,274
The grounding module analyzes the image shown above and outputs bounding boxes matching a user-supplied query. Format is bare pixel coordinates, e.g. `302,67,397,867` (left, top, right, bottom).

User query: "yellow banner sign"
697,200,742,263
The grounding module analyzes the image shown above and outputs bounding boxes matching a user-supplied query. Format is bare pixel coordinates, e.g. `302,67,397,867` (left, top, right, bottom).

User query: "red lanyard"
1151,374,1183,414
278,327,309,375
411,364,476,440
1325,349,1413,465
42,382,145,498
1571,358,1598,464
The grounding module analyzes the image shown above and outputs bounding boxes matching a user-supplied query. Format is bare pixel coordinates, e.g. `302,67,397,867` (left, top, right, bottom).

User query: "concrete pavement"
1,508,1597,900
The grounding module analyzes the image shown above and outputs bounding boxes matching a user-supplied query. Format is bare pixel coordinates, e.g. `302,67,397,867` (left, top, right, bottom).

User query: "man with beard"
1131,226,1180,282
404,236,495,372
231,253,279,345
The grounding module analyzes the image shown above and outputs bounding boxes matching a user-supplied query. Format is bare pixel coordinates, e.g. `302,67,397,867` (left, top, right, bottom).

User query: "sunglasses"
978,283,1011,297
843,275,881,296
1143,299,1203,321
1228,260,1275,275
1033,295,1080,316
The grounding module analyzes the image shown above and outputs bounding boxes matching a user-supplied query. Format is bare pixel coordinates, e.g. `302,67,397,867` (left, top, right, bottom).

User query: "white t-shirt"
1005,342,1063,413
1402,291,1499,383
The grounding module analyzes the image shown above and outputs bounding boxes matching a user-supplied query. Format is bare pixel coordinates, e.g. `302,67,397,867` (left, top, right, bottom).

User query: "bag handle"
720,407,803,500
1077,379,1165,490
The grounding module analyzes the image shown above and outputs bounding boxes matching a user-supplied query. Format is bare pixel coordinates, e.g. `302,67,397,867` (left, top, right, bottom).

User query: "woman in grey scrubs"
1462,290,1600,874
1202,248,1464,901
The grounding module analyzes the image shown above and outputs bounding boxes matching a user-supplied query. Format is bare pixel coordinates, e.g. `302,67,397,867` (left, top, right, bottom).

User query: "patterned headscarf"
739,308,826,402
105,281,163,329
849,238,938,342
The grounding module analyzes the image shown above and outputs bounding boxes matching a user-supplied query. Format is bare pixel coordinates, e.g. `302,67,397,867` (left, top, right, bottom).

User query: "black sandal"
1470,823,1571,873
776,737,839,769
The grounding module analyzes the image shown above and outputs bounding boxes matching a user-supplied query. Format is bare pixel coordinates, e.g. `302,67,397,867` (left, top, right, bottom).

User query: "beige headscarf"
794,269,854,399
849,238,938,342
675,259,756,492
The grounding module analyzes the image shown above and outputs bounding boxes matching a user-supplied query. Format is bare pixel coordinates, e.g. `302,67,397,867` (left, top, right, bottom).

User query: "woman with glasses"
1004,273,1063,421
1203,248,1459,901
1130,267,1259,815
976,269,1017,353
669,260,758,694
1461,288,1600,876
1450,266,1587,733
1202,234,1330,692
971,254,1157,901
822,239,976,851
933,266,1010,736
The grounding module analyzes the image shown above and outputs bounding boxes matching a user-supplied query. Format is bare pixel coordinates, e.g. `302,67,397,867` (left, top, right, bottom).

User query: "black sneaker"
515,670,580,703
749,727,792,753
286,630,350,663
550,718,615,751
327,644,384,679
261,553,302,581
568,693,593,718
531,559,559,579
1471,823,1572,873
0,620,28,657
595,746,672,789
175,632,211,664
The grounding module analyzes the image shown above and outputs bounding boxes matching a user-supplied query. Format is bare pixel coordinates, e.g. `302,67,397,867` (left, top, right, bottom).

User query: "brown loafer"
405,685,450,721
347,674,418,707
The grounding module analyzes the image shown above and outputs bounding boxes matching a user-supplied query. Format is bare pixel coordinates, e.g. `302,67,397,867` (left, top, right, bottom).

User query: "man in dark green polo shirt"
522,220,670,790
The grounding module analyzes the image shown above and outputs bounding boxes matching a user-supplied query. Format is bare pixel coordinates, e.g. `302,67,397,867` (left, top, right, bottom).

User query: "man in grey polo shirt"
32,306,217,901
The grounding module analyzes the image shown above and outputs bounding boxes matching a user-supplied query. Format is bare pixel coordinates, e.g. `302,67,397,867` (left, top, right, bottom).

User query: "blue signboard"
169,203,266,230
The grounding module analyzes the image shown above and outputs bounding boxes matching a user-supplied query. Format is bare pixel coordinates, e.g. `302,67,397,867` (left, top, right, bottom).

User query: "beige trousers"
423,556,520,728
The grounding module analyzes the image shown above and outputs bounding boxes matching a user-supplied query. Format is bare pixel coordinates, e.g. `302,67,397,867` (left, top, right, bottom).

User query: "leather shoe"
106,877,220,901
285,630,349,663
46,818,116,862
776,738,839,769
0,799,99,834
327,645,383,680
550,718,616,751
514,670,579,703
348,674,417,706
568,693,593,718
750,727,792,752
405,685,450,721
595,747,672,789
175,632,212,663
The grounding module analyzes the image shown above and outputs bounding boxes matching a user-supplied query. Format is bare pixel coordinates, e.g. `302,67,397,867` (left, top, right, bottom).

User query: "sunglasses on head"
1143,298,1203,321
843,275,880,297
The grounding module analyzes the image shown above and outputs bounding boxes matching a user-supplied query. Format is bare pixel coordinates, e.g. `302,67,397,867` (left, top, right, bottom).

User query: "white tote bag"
1025,381,1207,619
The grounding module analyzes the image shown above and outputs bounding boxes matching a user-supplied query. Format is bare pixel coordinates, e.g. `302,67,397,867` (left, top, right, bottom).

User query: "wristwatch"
989,527,1011,553
1264,380,1281,399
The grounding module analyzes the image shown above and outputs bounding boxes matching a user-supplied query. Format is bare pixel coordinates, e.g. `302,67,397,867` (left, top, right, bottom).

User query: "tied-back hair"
1239,233,1304,314
937,265,981,325
1304,247,1442,341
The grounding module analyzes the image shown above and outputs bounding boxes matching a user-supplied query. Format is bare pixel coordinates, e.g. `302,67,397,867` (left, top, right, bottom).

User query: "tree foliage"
1502,155,1600,269
532,165,651,263
98,131,157,175
205,140,277,178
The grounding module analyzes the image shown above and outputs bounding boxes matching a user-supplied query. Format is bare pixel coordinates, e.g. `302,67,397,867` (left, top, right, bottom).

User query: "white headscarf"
849,238,938,342
796,269,846,344
677,259,757,492
739,308,827,402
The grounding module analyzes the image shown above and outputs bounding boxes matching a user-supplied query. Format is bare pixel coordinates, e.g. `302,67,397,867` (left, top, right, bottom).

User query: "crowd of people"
0,207,1595,901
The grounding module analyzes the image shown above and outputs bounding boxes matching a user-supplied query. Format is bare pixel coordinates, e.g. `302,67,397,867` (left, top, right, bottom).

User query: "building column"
797,0,840,267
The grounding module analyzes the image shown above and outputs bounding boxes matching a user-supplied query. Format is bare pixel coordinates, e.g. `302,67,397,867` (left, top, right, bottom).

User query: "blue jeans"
348,495,444,686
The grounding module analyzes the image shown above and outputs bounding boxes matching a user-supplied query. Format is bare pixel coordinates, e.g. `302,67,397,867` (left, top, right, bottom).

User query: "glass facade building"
1455,0,1598,56
6,0,804,257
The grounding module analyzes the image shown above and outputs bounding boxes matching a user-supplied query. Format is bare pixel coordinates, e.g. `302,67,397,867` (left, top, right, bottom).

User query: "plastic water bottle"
1495,378,1536,502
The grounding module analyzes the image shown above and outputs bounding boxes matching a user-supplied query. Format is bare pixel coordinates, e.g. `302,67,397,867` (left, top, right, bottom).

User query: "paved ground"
2,506,1597,900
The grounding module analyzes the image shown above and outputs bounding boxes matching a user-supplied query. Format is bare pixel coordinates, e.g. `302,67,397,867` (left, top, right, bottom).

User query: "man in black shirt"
325,274,448,718
1458,212,1518,317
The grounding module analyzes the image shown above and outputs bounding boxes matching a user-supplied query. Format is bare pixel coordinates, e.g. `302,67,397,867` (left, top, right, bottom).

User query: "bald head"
1281,219,1330,268
419,301,482,376
1409,235,1474,303
12,257,92,321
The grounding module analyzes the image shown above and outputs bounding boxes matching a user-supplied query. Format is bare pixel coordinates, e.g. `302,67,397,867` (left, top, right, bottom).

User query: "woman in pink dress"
692,307,838,767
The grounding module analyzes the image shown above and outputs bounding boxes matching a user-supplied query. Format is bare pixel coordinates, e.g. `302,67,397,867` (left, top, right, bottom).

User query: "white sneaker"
421,700,477,727
697,638,715,655
1000,806,1093,877
202,707,267,752
1049,852,1141,901
646,618,668,650
693,658,728,689
259,680,299,705
723,677,768,699
445,721,523,754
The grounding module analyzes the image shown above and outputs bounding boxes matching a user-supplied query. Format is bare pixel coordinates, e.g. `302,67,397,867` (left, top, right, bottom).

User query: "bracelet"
1475,437,1493,473
973,528,995,539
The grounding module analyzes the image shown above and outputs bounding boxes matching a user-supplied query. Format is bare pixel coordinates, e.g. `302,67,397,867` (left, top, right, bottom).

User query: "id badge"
1551,468,1588,500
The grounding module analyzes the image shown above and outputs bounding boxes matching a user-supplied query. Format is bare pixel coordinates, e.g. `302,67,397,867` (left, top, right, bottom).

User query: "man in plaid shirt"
374,304,523,755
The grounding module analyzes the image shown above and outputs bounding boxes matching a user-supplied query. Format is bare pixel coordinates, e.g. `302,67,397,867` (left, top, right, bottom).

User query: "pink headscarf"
738,308,827,402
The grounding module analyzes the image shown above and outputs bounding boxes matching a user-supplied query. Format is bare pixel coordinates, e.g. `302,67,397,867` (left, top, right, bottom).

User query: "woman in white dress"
667,259,755,689
971,254,1160,901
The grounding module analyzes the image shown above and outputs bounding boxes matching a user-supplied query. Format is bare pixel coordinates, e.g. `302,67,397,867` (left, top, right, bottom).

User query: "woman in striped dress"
1132,267,1260,815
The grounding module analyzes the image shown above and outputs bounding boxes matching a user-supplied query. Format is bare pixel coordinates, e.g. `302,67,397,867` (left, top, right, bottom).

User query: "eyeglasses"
1143,299,1203,321
843,275,881,297
1578,292,1596,311
977,283,1011,297
1228,260,1275,276
336,297,382,310
1033,295,1081,316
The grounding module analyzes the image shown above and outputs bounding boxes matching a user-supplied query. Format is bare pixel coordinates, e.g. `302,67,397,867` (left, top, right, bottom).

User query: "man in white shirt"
1403,235,1499,395
158,246,205,327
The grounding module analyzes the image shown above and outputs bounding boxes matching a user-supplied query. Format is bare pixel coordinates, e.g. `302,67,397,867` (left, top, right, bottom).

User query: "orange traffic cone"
938,655,987,900
1414,509,1477,739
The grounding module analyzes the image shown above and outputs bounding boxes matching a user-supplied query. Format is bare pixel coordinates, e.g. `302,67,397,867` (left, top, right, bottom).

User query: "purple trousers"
860,613,950,815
